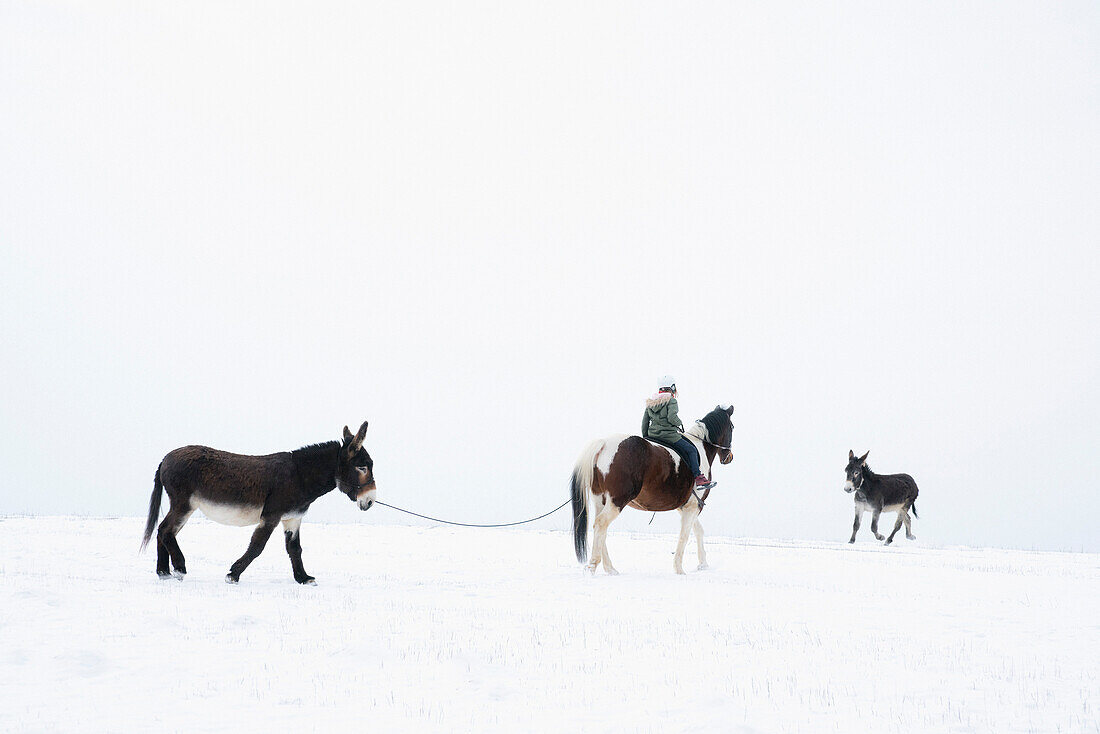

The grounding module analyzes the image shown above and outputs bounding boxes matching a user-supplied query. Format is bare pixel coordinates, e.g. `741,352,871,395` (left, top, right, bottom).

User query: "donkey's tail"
910,501,919,520
571,439,603,564
140,464,164,552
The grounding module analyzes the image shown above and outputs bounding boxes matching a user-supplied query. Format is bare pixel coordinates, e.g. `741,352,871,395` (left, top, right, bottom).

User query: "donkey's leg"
885,512,906,545
591,502,622,575
903,508,916,540
165,509,194,577
674,503,700,574
282,517,315,585
849,508,862,543
226,518,278,583
156,504,191,578
693,517,708,570
870,509,885,541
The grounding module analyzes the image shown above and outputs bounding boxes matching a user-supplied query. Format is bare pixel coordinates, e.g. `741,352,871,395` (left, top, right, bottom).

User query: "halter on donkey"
571,405,734,575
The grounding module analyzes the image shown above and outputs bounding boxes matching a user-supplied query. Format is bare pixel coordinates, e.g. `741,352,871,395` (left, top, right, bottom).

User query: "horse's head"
844,450,869,493
336,421,376,510
699,405,735,464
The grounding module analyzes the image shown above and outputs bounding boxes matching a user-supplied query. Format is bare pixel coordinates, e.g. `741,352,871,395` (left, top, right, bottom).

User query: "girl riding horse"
642,376,715,491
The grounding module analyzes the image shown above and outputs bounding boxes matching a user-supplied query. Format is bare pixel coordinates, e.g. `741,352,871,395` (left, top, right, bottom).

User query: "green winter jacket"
641,392,684,443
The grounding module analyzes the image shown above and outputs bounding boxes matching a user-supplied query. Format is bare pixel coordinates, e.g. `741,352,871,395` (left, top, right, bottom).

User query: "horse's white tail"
571,439,603,563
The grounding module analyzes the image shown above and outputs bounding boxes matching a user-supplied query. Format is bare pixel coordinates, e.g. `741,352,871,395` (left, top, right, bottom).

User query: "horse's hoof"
157,571,172,580
884,539,893,546
171,570,186,580
697,563,710,571
674,568,686,575
297,577,317,586
586,566,597,576
605,569,619,576
848,539,855,544
225,574,239,584
907,535,916,540
875,534,885,541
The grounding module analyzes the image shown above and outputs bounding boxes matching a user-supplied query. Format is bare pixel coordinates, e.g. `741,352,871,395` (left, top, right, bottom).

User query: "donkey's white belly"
857,501,907,514
191,497,263,526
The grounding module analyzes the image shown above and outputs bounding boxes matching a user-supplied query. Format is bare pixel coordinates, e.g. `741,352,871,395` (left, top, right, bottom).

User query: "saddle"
644,434,713,511
644,435,694,467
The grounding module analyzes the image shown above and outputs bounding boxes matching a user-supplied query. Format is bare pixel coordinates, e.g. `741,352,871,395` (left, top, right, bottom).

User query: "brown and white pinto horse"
571,405,734,575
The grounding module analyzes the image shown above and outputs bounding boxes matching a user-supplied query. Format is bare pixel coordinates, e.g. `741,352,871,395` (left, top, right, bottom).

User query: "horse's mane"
692,408,730,445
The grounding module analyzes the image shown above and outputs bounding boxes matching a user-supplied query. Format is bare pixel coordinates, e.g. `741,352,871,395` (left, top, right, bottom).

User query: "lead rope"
374,499,570,528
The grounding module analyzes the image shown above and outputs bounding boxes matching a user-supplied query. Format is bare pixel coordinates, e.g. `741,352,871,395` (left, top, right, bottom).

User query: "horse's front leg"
693,517,708,570
849,507,862,543
226,518,278,584
282,516,315,585
674,503,700,574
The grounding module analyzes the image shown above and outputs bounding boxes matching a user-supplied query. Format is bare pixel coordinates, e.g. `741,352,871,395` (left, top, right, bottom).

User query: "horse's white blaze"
191,498,262,526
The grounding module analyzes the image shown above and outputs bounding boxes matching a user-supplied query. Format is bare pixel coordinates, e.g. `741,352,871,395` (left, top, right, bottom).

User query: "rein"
374,499,570,528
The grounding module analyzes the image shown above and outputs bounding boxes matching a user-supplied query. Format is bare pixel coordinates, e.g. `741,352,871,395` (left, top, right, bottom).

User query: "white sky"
2,1,1097,551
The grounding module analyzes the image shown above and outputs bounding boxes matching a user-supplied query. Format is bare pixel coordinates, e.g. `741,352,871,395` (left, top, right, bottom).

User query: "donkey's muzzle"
357,487,377,511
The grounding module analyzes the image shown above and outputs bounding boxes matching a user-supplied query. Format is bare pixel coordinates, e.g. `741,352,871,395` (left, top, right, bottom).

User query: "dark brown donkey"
571,405,734,575
141,422,376,584
843,450,919,545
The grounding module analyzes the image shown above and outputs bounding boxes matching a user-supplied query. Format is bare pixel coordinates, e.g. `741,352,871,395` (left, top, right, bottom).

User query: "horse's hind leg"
674,503,700,574
903,506,915,540
282,517,315,585
156,503,193,579
588,496,621,575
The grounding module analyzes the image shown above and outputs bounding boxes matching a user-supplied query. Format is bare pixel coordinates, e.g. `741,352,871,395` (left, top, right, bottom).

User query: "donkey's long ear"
725,405,734,416
343,426,354,444
849,449,855,460
859,451,869,464
350,421,369,451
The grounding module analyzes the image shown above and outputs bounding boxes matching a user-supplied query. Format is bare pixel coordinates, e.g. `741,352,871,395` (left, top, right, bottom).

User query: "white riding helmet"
657,375,676,391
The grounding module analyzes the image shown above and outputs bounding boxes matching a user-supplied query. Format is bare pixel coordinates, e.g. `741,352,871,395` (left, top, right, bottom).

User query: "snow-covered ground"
0,516,1096,733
